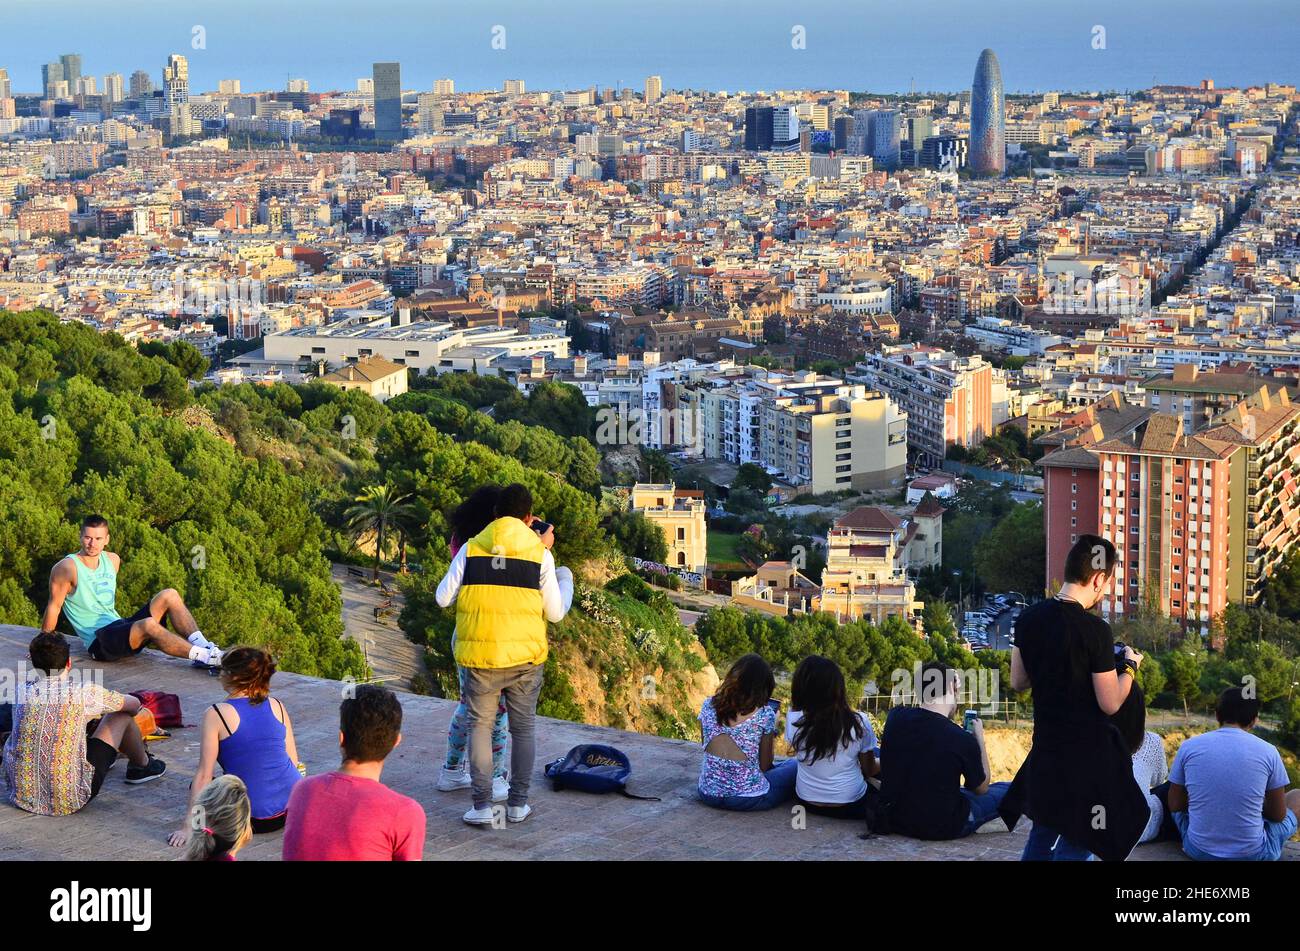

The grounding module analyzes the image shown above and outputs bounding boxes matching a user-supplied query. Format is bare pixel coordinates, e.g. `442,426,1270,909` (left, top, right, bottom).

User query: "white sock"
188,645,216,664
187,631,207,647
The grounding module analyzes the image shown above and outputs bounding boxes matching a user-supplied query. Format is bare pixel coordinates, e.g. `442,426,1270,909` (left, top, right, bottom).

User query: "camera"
1114,641,1132,673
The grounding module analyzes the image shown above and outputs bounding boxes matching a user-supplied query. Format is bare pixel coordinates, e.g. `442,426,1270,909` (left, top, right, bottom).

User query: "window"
1072,484,1078,493
676,527,685,541
1071,500,1077,511
1071,517,1077,527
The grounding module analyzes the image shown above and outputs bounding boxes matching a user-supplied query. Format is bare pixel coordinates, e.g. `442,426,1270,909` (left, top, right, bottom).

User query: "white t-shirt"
785,710,877,804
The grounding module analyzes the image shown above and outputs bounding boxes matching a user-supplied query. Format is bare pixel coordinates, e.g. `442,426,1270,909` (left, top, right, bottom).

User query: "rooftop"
1,625,1289,862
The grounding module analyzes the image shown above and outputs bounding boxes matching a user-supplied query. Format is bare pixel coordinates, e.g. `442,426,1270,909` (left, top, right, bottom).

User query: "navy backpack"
543,744,660,800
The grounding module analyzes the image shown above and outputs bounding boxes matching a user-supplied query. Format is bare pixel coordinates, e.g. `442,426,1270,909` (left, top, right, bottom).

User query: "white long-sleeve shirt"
435,545,573,623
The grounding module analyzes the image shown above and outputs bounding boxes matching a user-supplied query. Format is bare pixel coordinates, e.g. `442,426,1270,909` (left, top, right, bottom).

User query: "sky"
2,0,1299,96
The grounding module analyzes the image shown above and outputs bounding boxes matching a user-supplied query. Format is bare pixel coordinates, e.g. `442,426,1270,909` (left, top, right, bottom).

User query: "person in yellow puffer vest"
436,483,573,826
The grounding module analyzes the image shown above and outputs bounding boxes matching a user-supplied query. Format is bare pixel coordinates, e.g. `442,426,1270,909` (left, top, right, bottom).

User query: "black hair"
1215,687,1260,728
29,631,70,673
81,514,109,531
712,653,775,725
1064,533,1116,585
790,655,862,765
918,660,957,705
1110,680,1147,756
495,483,533,521
340,684,404,763
450,486,503,547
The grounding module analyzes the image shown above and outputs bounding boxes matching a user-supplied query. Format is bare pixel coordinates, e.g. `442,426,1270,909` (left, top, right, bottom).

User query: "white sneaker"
492,776,510,802
506,804,532,824
436,766,471,791
463,805,496,826
974,816,1010,834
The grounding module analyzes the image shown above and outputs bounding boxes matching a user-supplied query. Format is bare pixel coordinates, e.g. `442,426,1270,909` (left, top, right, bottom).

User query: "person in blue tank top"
43,514,222,668
169,646,303,847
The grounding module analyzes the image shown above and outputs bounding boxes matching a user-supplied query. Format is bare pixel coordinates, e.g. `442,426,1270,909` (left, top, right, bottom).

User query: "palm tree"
345,484,417,581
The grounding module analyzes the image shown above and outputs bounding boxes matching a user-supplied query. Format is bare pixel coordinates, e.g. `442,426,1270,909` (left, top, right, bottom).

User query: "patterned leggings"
444,665,509,777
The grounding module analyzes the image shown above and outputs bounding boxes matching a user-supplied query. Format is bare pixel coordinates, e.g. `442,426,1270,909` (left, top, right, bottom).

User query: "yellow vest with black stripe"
454,517,549,669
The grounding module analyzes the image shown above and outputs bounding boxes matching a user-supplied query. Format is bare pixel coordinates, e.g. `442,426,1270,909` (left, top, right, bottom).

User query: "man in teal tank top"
43,514,224,668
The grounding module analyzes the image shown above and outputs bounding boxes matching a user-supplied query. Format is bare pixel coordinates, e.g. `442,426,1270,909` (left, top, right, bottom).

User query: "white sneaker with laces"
492,776,510,802
463,805,496,826
506,804,532,824
436,766,471,791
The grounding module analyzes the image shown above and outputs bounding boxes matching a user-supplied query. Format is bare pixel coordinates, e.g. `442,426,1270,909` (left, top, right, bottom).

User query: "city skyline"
3,0,1300,95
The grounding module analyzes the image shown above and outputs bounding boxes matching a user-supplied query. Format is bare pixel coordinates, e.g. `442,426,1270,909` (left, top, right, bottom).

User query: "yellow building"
816,506,923,626
319,355,409,403
631,483,707,572
730,560,820,617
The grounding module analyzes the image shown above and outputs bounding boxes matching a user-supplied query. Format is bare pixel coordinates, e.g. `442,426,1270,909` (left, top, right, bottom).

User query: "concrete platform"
1,624,1293,861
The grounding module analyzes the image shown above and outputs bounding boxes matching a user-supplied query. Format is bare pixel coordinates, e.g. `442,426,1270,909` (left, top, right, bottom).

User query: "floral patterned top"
3,676,126,816
697,697,777,798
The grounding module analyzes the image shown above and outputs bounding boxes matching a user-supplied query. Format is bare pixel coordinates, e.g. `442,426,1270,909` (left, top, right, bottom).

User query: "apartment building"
1092,415,1239,635
630,483,707,573
853,344,993,467
696,370,906,492
1041,384,1299,638
757,384,907,493
1037,391,1155,594
1141,364,1299,434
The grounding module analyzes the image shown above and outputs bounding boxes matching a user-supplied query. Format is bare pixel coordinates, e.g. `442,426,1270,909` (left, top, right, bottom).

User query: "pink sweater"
282,772,426,861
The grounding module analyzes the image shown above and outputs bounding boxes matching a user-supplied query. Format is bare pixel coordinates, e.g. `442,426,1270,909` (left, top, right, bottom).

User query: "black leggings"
251,812,287,834
797,790,873,820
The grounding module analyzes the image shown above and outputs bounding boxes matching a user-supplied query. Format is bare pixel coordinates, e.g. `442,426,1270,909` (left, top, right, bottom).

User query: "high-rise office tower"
218,79,242,95
42,62,65,99
103,73,124,103
433,78,455,95
60,53,82,88
907,114,935,148
970,48,1005,176
357,77,374,95
130,70,153,98
287,78,309,93
854,108,900,169
833,114,854,152
372,61,402,140
744,106,774,151
503,79,525,96
645,75,662,104
75,75,98,97
416,92,444,133
771,106,800,152
0,68,11,100
163,54,190,108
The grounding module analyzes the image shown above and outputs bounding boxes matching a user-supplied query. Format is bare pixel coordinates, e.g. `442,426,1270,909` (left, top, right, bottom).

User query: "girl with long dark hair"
437,486,511,801
785,655,879,819
1110,682,1170,844
697,653,796,810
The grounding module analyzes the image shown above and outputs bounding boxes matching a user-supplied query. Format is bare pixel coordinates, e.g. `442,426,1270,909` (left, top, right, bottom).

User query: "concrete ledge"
2,625,1292,861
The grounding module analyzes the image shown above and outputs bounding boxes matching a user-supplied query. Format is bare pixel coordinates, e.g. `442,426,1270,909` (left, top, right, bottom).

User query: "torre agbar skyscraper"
970,48,1005,176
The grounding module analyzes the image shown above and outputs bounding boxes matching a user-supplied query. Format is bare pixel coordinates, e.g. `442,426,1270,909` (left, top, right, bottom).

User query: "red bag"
130,691,184,727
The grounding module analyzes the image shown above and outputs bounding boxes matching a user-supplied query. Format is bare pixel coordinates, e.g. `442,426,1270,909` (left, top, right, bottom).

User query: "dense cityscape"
2,19,1300,878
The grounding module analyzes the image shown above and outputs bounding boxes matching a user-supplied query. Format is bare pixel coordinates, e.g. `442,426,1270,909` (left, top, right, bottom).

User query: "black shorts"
87,604,153,661
86,736,117,800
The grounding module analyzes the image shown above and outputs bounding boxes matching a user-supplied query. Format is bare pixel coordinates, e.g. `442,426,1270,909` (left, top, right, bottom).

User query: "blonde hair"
182,775,252,861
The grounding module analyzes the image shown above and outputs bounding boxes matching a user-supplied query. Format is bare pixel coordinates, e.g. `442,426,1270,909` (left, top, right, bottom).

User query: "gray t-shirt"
1169,726,1290,859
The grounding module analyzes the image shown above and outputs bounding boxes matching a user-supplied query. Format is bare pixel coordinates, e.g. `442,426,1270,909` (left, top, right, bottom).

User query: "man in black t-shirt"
1004,533,1148,861
881,661,1009,839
